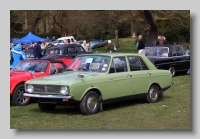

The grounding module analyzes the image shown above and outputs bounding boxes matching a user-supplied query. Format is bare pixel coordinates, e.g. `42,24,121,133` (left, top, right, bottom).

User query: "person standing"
10,44,27,68
33,41,42,59
73,40,77,44
136,35,145,54
106,40,114,53
81,40,89,52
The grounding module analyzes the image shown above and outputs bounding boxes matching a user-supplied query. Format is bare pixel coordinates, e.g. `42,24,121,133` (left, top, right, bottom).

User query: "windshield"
11,61,48,72
66,55,111,72
141,47,169,57
54,40,63,43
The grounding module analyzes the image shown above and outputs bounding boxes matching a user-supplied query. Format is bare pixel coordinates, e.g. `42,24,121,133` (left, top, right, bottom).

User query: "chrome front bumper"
23,93,73,99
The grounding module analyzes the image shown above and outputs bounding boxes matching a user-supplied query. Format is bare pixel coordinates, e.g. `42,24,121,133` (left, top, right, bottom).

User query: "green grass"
10,37,190,130
93,38,138,53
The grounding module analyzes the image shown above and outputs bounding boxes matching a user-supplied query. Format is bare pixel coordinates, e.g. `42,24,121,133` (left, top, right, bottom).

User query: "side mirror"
29,70,36,78
50,69,57,75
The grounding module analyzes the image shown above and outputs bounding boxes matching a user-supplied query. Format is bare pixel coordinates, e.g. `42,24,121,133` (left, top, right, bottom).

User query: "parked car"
89,39,108,50
41,44,92,59
140,44,190,76
53,36,75,46
10,58,72,106
23,53,173,115
76,40,84,45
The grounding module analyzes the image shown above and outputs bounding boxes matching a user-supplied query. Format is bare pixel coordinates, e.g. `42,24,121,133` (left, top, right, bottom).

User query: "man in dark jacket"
33,41,42,59
136,35,146,54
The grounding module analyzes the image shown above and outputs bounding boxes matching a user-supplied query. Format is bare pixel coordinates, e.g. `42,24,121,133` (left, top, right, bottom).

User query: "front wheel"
79,91,100,115
12,84,30,106
146,84,160,103
169,66,176,77
38,102,56,111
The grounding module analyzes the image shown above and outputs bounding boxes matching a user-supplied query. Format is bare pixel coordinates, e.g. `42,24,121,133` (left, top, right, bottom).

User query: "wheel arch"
10,81,26,96
80,88,102,102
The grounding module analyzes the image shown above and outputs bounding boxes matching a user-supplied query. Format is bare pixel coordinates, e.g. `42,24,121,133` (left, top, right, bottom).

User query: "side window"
109,57,127,73
172,47,177,56
128,56,148,71
182,46,190,55
175,46,183,56
128,56,141,71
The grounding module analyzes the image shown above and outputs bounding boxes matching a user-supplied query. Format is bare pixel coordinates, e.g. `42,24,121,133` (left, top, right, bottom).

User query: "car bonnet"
25,71,100,85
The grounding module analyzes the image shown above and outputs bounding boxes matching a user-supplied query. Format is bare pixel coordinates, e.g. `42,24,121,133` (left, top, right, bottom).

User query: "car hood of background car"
25,71,102,85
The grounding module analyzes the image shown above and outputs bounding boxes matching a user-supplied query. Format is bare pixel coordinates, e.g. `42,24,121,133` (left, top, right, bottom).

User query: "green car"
23,53,173,115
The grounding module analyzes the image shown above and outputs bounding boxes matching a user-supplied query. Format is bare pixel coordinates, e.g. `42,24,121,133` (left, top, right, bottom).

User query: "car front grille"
33,85,61,93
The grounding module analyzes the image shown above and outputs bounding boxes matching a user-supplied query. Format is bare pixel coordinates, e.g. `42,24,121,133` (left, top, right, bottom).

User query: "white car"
53,36,75,45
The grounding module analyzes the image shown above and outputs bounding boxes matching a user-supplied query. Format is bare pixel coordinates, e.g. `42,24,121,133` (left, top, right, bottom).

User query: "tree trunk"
131,21,136,38
115,29,119,48
43,17,46,34
24,11,27,30
142,10,158,46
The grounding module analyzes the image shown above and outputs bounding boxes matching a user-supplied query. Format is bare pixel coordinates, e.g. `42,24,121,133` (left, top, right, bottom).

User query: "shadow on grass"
26,95,173,115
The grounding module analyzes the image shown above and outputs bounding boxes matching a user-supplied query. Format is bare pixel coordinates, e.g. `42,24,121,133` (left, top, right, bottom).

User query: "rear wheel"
12,84,30,106
147,84,160,103
38,102,56,111
79,91,100,115
169,66,176,77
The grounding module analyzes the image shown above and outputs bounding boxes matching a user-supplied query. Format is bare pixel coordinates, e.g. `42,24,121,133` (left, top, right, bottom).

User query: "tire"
38,102,56,111
146,84,160,103
79,91,100,115
169,66,176,77
12,84,31,106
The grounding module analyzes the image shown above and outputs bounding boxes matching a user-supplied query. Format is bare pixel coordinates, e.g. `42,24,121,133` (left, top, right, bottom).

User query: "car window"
76,46,85,52
182,46,190,55
52,63,64,73
11,61,48,72
171,47,177,56
141,47,169,57
45,48,60,55
127,56,148,71
67,55,110,73
109,57,127,73
175,46,183,56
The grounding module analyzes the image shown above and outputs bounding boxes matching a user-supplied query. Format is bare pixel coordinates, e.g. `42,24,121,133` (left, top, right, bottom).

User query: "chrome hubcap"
87,95,97,111
149,87,158,100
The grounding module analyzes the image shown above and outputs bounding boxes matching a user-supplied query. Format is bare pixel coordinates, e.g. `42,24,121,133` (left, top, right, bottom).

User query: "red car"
10,58,73,106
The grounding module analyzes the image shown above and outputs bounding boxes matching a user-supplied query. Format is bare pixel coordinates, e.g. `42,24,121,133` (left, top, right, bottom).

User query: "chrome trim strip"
23,93,73,99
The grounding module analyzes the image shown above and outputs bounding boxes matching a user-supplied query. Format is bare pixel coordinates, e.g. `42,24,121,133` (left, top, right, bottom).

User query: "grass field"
10,38,191,130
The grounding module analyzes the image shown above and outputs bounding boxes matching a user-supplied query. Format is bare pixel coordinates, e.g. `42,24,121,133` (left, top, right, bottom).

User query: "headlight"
60,86,68,95
27,85,34,93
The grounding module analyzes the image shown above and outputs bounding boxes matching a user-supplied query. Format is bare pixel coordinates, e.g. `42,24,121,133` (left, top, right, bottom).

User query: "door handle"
147,72,151,76
110,78,113,80
127,74,132,77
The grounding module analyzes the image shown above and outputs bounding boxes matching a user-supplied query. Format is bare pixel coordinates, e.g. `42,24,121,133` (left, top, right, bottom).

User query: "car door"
173,46,190,71
127,56,151,94
105,56,133,99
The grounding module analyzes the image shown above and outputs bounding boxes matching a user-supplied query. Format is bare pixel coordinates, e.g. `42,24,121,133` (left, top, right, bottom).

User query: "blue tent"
12,32,45,44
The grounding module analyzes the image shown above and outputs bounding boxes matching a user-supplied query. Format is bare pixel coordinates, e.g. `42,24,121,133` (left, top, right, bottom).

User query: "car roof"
48,44,82,49
146,44,189,47
77,52,142,57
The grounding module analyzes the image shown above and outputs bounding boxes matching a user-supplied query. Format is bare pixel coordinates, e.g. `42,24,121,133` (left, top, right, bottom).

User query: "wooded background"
10,10,190,46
